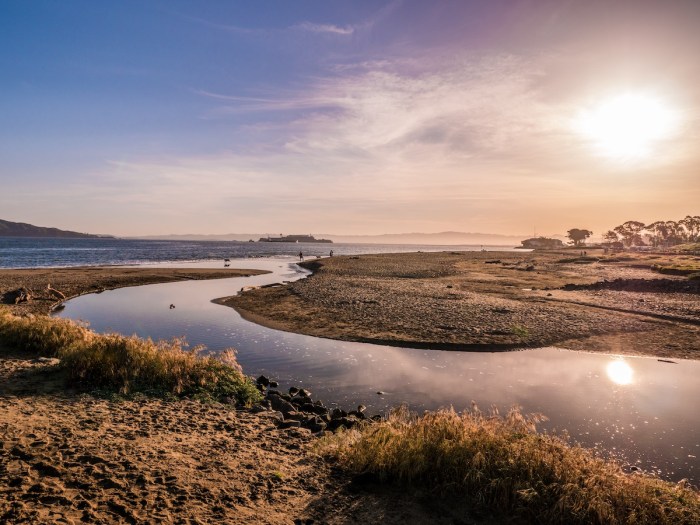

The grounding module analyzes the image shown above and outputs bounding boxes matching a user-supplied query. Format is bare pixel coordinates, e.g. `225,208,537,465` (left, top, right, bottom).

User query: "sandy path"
0,347,487,524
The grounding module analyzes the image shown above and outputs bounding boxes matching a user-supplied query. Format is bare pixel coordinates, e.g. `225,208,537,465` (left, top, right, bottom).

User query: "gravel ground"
227,251,700,359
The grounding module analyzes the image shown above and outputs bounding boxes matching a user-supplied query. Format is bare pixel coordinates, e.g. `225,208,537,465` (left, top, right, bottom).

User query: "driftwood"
15,287,33,304
47,284,67,301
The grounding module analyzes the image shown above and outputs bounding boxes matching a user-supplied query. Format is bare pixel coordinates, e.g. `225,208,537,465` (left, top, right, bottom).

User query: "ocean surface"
0,237,517,268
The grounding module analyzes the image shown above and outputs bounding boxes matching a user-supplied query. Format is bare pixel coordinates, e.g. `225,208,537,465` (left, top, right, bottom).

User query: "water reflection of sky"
57,258,700,485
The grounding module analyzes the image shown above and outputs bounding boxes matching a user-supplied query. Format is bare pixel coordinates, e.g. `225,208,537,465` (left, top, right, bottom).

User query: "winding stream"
56,257,700,485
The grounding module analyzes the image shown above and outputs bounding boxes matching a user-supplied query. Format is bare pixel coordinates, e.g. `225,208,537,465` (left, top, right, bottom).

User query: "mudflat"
225,250,700,359
0,267,269,316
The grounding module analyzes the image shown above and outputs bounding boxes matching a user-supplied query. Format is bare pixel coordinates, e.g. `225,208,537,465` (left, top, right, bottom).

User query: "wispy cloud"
294,21,355,35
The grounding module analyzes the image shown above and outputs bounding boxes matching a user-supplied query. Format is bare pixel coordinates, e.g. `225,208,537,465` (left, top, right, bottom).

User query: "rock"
288,387,300,397
269,380,279,388
298,389,312,398
330,408,347,420
283,411,307,422
280,420,301,429
268,395,296,415
256,375,270,387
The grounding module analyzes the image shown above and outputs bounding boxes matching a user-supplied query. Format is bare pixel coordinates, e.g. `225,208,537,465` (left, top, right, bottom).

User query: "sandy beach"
226,250,700,359
0,266,484,524
2,255,699,523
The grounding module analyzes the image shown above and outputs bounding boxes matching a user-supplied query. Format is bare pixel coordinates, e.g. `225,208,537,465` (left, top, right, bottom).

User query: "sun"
574,93,678,160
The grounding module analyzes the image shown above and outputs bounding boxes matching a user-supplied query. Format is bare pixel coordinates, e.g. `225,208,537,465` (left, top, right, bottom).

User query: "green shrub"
319,405,700,524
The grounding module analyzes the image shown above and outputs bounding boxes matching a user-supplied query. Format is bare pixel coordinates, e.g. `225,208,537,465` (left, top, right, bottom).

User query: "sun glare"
606,360,634,386
575,93,678,160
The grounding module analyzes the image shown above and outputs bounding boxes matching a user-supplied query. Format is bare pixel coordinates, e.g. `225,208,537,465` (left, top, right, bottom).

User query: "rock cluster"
254,376,378,434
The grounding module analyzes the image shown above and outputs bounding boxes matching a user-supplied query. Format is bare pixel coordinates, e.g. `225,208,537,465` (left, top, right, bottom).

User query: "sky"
1,0,699,237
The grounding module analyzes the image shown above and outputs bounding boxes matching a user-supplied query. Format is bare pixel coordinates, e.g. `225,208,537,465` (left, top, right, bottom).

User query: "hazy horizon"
2,1,698,236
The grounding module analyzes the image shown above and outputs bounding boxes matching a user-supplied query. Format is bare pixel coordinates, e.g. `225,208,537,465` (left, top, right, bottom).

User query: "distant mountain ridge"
0,219,111,238
131,231,554,245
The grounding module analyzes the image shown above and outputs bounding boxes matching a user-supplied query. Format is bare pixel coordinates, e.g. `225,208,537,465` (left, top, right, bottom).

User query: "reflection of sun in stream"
606,360,634,385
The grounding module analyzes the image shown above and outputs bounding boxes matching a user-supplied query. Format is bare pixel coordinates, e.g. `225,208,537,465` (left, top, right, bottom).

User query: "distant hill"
131,231,556,245
0,219,112,239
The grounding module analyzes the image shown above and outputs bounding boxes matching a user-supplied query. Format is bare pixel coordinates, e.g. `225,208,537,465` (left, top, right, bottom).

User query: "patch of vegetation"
510,324,530,339
651,263,700,276
319,406,700,525
0,309,93,356
557,257,598,264
0,307,261,405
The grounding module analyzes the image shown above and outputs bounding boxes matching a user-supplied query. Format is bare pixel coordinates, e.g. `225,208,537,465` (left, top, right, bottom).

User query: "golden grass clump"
319,405,700,524
0,307,93,356
0,307,261,404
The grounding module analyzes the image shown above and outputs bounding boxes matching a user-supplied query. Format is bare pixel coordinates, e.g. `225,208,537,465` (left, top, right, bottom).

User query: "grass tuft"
0,308,93,356
318,405,700,524
0,307,261,405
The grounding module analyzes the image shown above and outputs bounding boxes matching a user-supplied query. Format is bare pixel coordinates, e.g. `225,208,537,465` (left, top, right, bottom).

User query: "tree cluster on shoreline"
602,216,700,248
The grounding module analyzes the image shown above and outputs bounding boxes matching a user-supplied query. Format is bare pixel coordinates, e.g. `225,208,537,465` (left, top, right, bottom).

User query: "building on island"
258,234,332,243
519,237,565,249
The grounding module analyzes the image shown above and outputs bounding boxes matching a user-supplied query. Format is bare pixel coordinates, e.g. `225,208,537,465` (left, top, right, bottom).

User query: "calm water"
0,237,516,268
55,258,700,485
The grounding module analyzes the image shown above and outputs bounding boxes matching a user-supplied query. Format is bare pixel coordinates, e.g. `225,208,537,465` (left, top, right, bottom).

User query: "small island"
258,234,332,243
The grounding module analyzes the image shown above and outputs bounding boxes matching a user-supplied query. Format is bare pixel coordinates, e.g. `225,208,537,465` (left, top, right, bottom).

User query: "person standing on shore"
299,251,304,261
330,250,334,257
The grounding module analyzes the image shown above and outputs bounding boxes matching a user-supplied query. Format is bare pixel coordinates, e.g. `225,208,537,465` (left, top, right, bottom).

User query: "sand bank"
0,267,269,316
225,251,700,359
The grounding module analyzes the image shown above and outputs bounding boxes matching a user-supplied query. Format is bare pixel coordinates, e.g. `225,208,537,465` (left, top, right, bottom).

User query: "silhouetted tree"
646,221,669,247
566,228,593,247
613,221,645,247
602,230,619,243
680,215,700,242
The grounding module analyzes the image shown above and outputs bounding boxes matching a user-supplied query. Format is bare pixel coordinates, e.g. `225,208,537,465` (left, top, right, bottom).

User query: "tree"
566,228,593,247
613,221,645,247
646,221,669,247
602,230,619,243
680,215,700,242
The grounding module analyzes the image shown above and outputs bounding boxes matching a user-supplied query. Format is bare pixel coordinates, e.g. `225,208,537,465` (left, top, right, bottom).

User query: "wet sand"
225,251,700,359
0,267,269,316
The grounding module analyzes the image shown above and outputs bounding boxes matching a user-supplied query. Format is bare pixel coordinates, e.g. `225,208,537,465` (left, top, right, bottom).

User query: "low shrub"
0,307,92,356
319,405,700,524
651,263,700,276
0,307,260,405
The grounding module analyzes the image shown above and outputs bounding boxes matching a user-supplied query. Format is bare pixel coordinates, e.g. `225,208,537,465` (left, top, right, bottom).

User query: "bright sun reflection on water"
606,360,634,385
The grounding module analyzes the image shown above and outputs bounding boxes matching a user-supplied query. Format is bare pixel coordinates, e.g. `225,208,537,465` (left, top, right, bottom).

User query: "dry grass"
0,307,261,404
319,405,700,524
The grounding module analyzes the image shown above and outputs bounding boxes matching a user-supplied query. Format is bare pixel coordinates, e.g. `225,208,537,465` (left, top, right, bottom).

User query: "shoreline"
2,259,699,522
0,266,270,316
224,250,700,360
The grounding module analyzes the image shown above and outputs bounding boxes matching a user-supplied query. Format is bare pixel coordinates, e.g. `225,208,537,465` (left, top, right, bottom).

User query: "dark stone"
269,381,279,388
269,395,296,415
284,411,307,422
256,375,270,387
289,387,300,397
280,420,301,429
330,408,347,420
299,388,312,398
301,403,329,416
